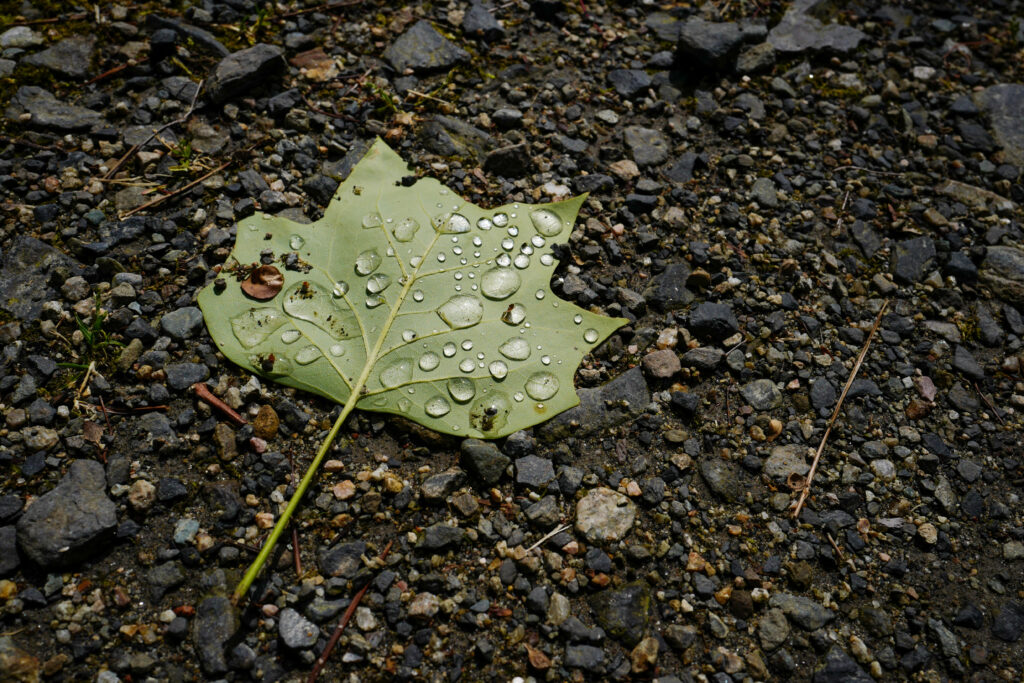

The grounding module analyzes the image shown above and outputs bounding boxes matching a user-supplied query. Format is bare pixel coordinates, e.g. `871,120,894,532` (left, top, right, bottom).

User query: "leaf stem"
232,388,359,603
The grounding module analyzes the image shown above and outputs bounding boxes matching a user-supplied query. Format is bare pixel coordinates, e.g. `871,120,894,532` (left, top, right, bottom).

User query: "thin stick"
279,0,364,18
826,532,844,560
793,301,888,519
307,540,394,683
527,524,570,553
86,62,130,85
120,158,230,218
192,382,247,426
973,382,1006,425
105,79,204,180
292,527,303,577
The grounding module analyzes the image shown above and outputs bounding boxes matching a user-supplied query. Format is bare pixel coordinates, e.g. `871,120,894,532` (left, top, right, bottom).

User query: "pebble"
575,487,636,544
278,608,319,649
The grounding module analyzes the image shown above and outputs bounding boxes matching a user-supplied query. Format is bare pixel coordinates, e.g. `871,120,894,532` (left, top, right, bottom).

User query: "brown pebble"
213,422,237,461
252,404,280,440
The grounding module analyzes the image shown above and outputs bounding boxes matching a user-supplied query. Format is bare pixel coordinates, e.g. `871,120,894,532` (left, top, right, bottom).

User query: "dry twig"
192,382,247,426
973,382,1006,425
307,540,394,683
120,158,231,219
793,301,888,519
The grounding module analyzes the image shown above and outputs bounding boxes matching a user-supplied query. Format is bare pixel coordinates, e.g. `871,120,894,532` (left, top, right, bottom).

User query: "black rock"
165,363,210,391
565,644,605,671
952,345,985,381
992,602,1024,642
147,14,230,57
588,581,650,647
677,18,763,67
385,20,469,73
669,390,700,417
813,646,873,682
318,541,367,579
644,263,694,312
24,36,94,79
891,237,936,284
302,175,339,205
149,28,178,62
945,251,977,282
418,524,466,551
461,439,510,484
192,595,238,675
0,526,19,577
157,478,188,503
665,152,706,183
463,2,505,42
954,603,984,629
608,69,652,99
0,236,80,320
483,143,533,177
207,43,286,103
0,495,22,523
689,302,739,342
515,455,555,489
768,0,867,54
810,378,837,412
159,306,204,339
974,84,1024,166
16,460,117,568
147,561,185,600
536,367,649,441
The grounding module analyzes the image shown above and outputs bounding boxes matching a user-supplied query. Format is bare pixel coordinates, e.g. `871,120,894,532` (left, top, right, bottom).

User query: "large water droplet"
433,212,471,233
281,329,301,344
481,268,521,300
540,254,554,266
501,238,514,251
231,308,287,348
459,358,476,373
541,355,551,365
530,208,563,236
472,236,483,247
419,352,440,371
397,397,411,413
282,282,358,339
437,295,484,329
488,360,508,380
499,337,531,361
295,345,322,365
379,359,413,388
477,217,493,230
531,236,546,248
513,254,530,269
412,290,425,302
424,396,451,418
461,340,473,351
289,234,305,250
332,281,349,297
365,294,385,308
448,377,475,403
493,213,509,227
469,392,511,435
362,212,383,229
513,392,525,402
393,217,419,242
442,342,457,358
329,344,345,357
366,273,392,294
501,303,526,325
355,249,381,275
496,254,511,267
507,226,519,237
583,328,599,343
525,372,559,400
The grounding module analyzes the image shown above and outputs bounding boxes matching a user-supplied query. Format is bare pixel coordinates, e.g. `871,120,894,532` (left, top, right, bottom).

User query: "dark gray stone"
645,12,681,42
644,263,694,312
302,175,340,205
318,541,366,579
770,593,835,630
463,3,505,41
975,84,1024,165
385,20,469,73
207,43,285,103
421,115,491,159
279,608,319,649
536,367,649,441
418,523,466,550
147,14,230,57
891,236,936,284
160,307,204,339
813,645,873,683
680,347,723,372
461,439,510,484
24,37,94,79
700,457,743,502
992,602,1024,642
421,468,466,500
952,345,985,381
192,595,238,675
689,302,739,341
0,526,18,577
515,455,555,489
741,379,782,411
16,460,117,567
768,0,867,54
608,69,652,99
677,18,764,67
524,496,560,528
565,644,605,671
0,236,78,320
147,561,185,600
980,246,1024,303
588,581,650,647
165,363,210,391
623,126,669,167
810,378,836,412
483,143,533,177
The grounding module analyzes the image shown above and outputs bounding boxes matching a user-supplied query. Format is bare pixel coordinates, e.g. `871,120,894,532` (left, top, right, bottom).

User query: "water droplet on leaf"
433,212,470,233
329,344,344,356
499,337,531,360
540,254,554,266
443,342,457,357
362,213,383,229
365,294,385,308
412,290,425,302
289,234,305,249
530,209,563,236
525,372,559,400
355,249,381,275
501,303,526,325
480,267,521,300
366,273,392,294
477,217,493,230
397,397,411,412
535,289,545,300
448,377,475,403
493,213,508,227
401,329,417,342
295,345,322,365
332,282,349,297
379,359,413,388
282,282,358,340
231,308,287,348
419,352,440,371
469,392,511,435
425,395,452,417
583,328,599,343
392,217,419,242
488,360,508,379
437,295,484,329
281,329,301,344
459,358,476,373
513,254,530,269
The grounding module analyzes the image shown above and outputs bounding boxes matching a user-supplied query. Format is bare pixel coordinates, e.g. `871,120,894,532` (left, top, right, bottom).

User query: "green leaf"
199,138,626,439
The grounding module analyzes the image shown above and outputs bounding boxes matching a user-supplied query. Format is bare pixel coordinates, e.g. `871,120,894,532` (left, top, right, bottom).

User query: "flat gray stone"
0,236,80,321
279,608,319,649
765,444,810,480
975,84,1024,165
536,367,649,441
588,581,650,647
980,246,1024,303
24,36,94,78
385,20,468,73
699,457,743,502
623,126,670,167
16,460,117,568
575,487,636,544
5,86,104,131
644,263,694,312
741,379,782,411
769,592,835,630
768,0,866,54
192,595,238,675
207,43,285,103
891,236,936,284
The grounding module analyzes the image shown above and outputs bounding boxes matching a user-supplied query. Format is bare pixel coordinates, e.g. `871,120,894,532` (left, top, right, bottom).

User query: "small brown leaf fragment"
241,264,284,300
525,644,550,670
82,420,104,445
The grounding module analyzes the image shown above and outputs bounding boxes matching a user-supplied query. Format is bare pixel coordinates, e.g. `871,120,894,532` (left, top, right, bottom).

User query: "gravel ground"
1,1,1023,681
